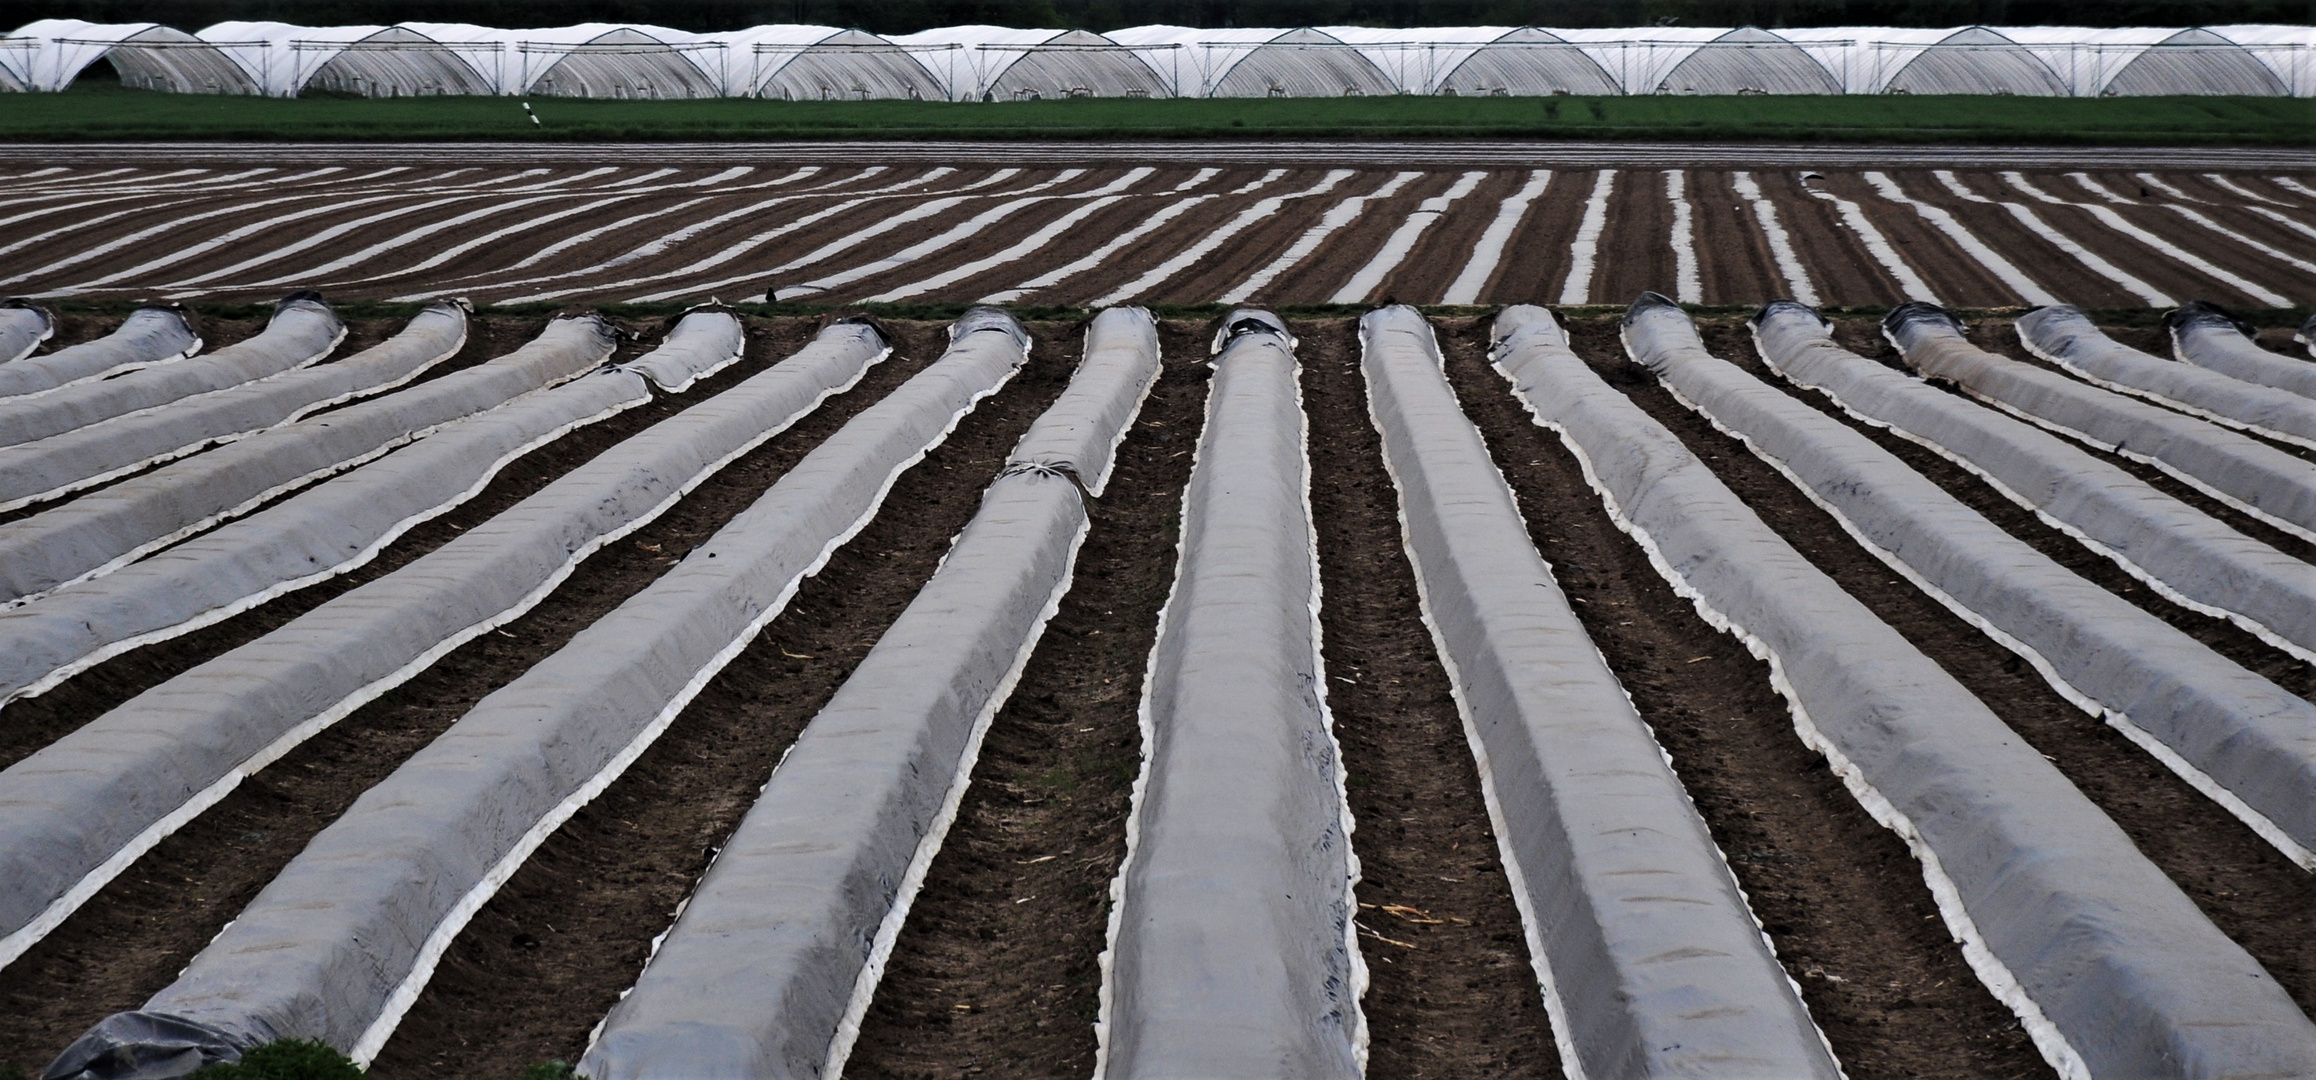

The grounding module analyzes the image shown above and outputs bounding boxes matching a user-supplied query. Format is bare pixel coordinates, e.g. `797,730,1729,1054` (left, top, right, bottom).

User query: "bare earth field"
0,145,2310,1078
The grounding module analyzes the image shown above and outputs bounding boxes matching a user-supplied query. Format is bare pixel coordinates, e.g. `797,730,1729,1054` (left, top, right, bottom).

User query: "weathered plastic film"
1491,302,2316,1080
45,309,1023,1074
1884,303,2316,544
0,300,468,511
580,307,1161,1079
1095,309,1366,1080
1359,304,1839,1079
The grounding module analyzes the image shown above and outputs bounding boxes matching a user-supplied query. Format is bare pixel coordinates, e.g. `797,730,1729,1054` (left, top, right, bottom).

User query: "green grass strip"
4,84,2310,145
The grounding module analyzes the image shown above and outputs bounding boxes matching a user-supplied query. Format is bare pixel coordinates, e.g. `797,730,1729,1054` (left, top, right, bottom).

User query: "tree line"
3,0,2301,38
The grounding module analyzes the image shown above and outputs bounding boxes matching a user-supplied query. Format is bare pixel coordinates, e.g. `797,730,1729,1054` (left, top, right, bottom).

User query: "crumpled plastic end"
43,1012,258,1080
1882,301,1966,346
1621,290,1684,326
2014,304,2100,359
1489,303,1565,353
1211,308,1293,355
3,296,56,333
1751,299,1829,333
2164,300,2257,341
2298,312,2315,347
950,306,1029,349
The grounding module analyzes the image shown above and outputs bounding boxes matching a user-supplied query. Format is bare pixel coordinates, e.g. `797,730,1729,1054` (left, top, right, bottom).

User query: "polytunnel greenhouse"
2,19,2308,97
2004,26,2288,95
193,22,496,97
711,25,941,100
16,19,261,93
1360,26,1622,96
516,23,722,99
1110,25,1395,97
893,26,1169,100
1781,26,2066,95
1563,26,1841,95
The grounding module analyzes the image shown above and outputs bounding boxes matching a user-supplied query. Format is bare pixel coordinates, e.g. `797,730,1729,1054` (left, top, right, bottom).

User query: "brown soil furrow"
878,193,1188,306
1442,315,2050,1080
2004,172,2298,309
647,169,1108,306
1256,171,1459,304
1294,316,1561,1078
1592,167,1674,304
980,166,1282,307
1687,169,1784,306
356,167,927,297
1588,316,2316,1017
24,190,525,296
1890,171,2140,308
1479,169,1592,307
1160,170,1399,303
804,171,1201,305
843,318,1209,1079
1368,169,1528,305
2081,170,2316,257
1758,170,1910,308
1819,172,2027,308
0,317,935,1074
369,319,1081,1078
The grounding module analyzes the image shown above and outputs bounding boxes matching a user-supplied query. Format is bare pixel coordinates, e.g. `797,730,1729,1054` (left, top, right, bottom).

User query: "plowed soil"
1,304,2307,1080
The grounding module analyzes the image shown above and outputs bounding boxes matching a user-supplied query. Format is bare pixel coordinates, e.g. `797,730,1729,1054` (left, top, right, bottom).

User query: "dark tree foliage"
0,0,2303,35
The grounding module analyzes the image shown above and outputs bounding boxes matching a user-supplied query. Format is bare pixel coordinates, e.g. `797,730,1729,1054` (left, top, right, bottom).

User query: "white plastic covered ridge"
0,300,53,364
2167,301,2316,400
0,304,198,400
41,310,1023,1078
0,314,617,605
1359,304,1839,1079
1753,301,2316,666
1883,303,2316,544
0,309,734,709
1636,295,2316,868
1095,308,1366,1079
2018,305,2316,451
0,300,467,512
0,318,883,994
1493,301,2316,1080
0,292,342,449
580,307,1161,1079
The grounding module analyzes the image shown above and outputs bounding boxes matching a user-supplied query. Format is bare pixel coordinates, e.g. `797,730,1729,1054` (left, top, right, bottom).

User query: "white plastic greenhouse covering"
705,25,941,99
513,23,722,99
1781,26,2067,95
892,26,1168,100
15,19,260,93
1559,26,1842,95
1329,26,1619,96
4,20,2309,96
2007,26,2291,96
194,22,495,97
1109,25,1395,97
0,37,32,90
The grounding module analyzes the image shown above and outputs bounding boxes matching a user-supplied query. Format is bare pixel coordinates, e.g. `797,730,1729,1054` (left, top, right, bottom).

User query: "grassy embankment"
4,83,2310,144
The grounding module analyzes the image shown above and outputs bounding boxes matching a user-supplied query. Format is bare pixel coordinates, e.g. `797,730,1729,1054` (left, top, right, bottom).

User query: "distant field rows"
2,162,2310,310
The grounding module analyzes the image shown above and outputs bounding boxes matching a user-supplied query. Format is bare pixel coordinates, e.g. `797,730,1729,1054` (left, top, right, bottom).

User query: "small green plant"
187,1040,362,1080
519,1062,579,1080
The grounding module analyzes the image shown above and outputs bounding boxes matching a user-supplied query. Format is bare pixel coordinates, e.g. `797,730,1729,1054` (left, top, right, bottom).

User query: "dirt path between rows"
844,318,1210,1078
371,319,1080,1077
1445,315,2053,1080
1294,316,1562,1078
0,315,903,1074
